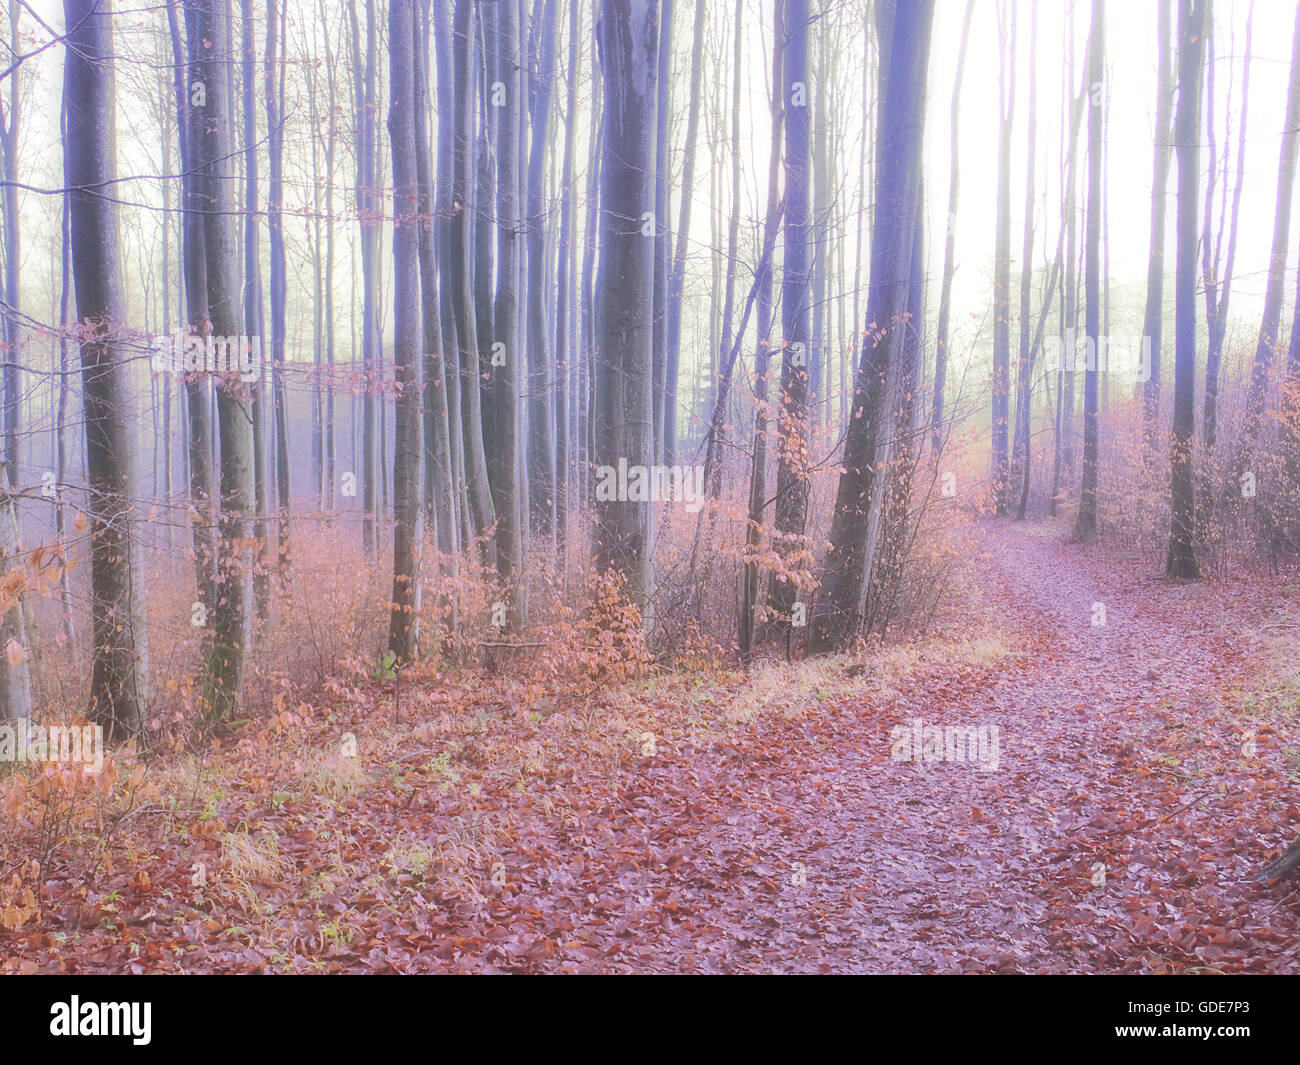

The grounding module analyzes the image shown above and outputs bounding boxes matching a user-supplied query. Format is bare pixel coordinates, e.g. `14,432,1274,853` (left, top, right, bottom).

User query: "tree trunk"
1011,0,1038,509
594,0,659,626
739,0,785,662
242,0,271,619
991,0,1016,517
768,0,813,626
555,0,582,553
491,0,524,617
65,0,148,739
807,0,933,653
167,0,217,606
1238,5,1300,478
347,0,380,560
451,0,498,565
931,0,974,455
663,0,706,468
526,0,559,538
1141,0,1174,448
0,0,21,488
1072,0,1103,543
650,0,672,465
1201,10,1250,453
387,0,425,661
415,0,457,575
1165,0,1206,578
190,0,253,723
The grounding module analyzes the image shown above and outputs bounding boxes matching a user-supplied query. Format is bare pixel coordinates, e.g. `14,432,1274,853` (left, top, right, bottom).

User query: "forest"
0,0,1298,979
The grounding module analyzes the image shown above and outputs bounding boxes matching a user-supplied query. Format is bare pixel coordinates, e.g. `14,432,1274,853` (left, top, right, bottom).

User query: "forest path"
535,519,1296,973
20,519,1297,975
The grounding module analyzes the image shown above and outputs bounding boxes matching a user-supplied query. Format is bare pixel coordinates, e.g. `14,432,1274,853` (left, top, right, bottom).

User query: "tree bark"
768,0,813,626
1165,0,1206,578
1141,0,1174,448
1073,0,1103,543
594,0,659,626
65,0,149,739
806,0,933,653
189,0,254,723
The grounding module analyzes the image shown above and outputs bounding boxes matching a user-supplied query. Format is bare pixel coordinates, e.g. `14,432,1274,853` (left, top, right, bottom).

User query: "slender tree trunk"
190,0,253,723
242,0,271,619
432,0,467,545
526,0,558,538
415,0,457,574
991,1,1016,517
931,0,974,455
1165,0,1205,578
65,0,149,739
348,0,380,560
554,0,581,554
1238,4,1300,479
663,0,706,468
1142,0,1174,449
650,0,672,465
267,0,290,574
1073,0,1104,543
0,0,21,488
739,0,784,663
1011,0,1038,507
167,0,217,604
56,119,74,647
388,0,425,661
1202,8,1250,452
768,0,813,626
594,0,659,625
491,0,524,617
807,0,933,653
451,0,497,564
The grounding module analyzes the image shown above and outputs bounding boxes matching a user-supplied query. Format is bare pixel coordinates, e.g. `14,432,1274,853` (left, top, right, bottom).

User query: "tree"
388,0,424,661
450,0,497,565
166,0,217,606
806,0,933,654
414,0,458,577
490,0,524,615
1200,7,1250,452
189,0,253,723
739,0,786,661
1072,0,1103,543
265,0,290,575
931,0,975,455
991,0,1016,517
650,0,671,464
663,0,707,468
1141,0,1173,447
1165,0,1206,579
241,0,270,619
347,0,381,560
0,0,22,487
555,0,583,550
769,0,813,626
65,0,149,740
526,0,559,538
594,0,659,625
1010,0,1038,509
1238,4,1300,476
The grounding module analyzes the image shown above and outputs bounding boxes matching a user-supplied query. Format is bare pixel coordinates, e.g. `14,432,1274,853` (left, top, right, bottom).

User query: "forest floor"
4,517,1300,973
